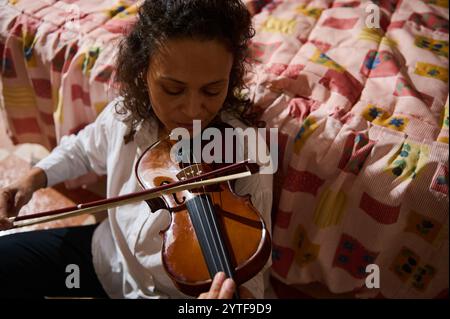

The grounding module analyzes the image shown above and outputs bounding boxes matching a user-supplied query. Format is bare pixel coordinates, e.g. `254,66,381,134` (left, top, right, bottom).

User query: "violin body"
136,134,271,296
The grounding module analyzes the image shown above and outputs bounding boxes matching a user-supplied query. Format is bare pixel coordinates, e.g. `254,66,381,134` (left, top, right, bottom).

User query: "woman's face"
147,38,234,134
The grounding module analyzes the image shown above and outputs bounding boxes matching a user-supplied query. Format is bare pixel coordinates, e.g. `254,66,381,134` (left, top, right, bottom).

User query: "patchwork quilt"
0,0,448,298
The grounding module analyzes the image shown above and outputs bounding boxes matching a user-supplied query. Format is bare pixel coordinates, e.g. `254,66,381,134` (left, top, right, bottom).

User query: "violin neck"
185,194,236,280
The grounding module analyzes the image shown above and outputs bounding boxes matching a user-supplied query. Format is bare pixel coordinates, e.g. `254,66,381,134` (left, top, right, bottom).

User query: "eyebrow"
160,76,226,86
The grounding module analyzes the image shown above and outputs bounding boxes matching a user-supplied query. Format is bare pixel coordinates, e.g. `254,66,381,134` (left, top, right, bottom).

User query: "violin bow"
7,160,260,229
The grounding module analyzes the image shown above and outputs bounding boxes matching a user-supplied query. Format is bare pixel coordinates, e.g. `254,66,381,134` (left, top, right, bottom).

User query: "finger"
12,190,27,215
218,278,235,299
197,292,208,299
0,190,13,216
207,272,226,299
0,218,13,231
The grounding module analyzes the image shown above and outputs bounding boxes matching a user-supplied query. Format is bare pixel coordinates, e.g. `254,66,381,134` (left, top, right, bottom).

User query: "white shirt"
35,97,273,299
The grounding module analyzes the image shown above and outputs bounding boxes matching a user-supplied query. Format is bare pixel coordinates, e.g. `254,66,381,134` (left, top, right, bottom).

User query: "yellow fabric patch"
293,225,320,267
415,36,449,58
314,188,347,228
362,104,409,132
441,97,449,130
424,0,449,8
94,101,108,116
405,211,444,246
381,36,398,48
22,30,37,68
359,28,383,43
438,99,449,143
390,247,436,291
310,49,345,72
107,1,129,18
415,62,448,83
115,2,139,18
54,92,64,124
293,116,320,154
385,141,429,181
3,86,36,109
261,16,298,35
295,5,323,19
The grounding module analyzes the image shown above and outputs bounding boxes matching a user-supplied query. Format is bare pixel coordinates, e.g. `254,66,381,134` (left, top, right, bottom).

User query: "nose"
182,92,204,119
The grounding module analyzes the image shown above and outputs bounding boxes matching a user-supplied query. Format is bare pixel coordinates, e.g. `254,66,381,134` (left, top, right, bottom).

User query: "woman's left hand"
197,272,254,299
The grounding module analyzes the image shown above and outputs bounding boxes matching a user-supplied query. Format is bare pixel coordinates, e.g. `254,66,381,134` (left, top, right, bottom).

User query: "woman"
0,0,272,299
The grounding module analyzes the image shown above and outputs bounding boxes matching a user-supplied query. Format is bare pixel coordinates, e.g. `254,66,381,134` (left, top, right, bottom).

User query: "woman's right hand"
0,167,47,231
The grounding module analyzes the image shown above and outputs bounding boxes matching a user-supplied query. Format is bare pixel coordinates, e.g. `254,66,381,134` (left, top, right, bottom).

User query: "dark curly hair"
114,0,255,143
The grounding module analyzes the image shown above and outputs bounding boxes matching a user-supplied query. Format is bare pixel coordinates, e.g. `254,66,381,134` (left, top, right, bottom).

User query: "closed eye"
162,86,185,96
202,89,221,97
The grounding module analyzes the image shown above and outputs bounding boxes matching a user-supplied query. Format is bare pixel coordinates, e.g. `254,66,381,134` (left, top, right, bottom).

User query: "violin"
136,127,272,297
7,122,272,298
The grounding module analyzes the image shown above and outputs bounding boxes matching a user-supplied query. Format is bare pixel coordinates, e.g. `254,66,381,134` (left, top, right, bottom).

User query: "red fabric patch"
32,79,52,99
69,122,90,135
274,209,292,229
409,12,448,33
272,244,295,278
360,192,401,224
332,1,361,8
309,39,332,53
361,50,400,78
12,117,41,135
62,44,78,74
288,97,319,121
267,63,288,76
248,41,282,64
283,167,325,196
322,17,359,30
39,111,54,126
2,48,16,78
388,20,405,31
319,69,363,104
333,233,379,279
394,76,434,107
283,64,305,79
338,132,375,175
51,48,66,73
94,65,114,83
71,84,91,107
430,164,448,196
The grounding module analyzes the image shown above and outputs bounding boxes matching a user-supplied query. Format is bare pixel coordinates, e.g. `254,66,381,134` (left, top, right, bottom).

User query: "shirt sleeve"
35,99,119,187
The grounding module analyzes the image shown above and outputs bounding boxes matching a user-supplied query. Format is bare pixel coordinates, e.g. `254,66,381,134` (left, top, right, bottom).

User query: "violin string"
182,139,221,276
191,151,228,276
192,145,235,280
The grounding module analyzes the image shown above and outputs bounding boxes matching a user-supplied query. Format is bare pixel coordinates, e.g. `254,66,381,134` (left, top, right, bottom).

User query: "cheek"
206,93,228,113
148,87,172,116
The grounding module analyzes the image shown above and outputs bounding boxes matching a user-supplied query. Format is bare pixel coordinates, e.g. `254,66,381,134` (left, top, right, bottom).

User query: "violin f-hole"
160,180,186,205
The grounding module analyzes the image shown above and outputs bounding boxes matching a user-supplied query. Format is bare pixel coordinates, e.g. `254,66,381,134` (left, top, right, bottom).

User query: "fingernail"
224,278,235,291
215,272,225,281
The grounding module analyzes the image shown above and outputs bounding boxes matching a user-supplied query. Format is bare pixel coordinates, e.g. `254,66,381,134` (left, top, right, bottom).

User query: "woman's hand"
197,272,255,299
0,167,47,230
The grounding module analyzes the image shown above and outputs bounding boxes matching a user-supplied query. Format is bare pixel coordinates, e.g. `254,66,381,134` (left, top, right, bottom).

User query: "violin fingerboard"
185,194,235,280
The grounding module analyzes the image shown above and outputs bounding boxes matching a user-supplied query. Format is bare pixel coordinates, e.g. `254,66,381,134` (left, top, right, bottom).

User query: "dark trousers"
0,224,109,299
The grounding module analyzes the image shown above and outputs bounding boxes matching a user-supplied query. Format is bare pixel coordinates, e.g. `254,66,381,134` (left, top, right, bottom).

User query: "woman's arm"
34,100,118,187
0,100,119,230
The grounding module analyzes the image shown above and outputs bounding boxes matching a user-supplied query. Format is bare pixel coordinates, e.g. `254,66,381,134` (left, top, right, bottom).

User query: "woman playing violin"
0,0,272,299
